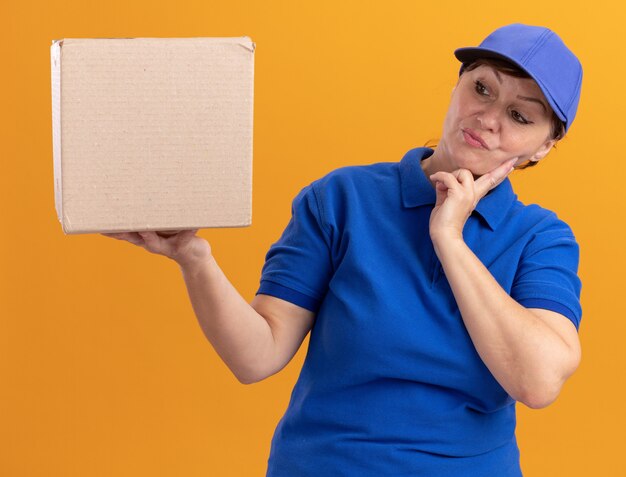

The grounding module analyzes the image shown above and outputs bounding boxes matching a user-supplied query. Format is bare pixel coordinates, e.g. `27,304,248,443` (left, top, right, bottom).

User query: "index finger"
474,158,517,197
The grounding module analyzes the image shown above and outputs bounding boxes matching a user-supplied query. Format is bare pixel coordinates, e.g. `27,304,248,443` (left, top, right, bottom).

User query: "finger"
452,169,478,203
475,158,517,198
101,232,136,240
435,181,448,191
155,230,178,238
121,232,148,247
175,228,199,236
102,232,144,245
429,171,462,191
455,169,475,188
138,231,163,249
176,229,199,242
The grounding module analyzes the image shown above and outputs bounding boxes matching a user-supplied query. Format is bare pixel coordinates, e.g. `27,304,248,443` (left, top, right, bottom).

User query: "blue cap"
454,24,583,133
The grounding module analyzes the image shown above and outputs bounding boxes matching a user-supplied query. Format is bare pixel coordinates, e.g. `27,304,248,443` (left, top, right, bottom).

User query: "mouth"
462,128,489,150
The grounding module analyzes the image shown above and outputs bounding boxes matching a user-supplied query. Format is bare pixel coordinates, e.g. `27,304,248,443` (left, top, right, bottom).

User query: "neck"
421,144,455,189
421,143,482,188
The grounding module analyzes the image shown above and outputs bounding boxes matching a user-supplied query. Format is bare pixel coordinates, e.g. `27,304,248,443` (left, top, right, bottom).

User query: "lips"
462,128,489,150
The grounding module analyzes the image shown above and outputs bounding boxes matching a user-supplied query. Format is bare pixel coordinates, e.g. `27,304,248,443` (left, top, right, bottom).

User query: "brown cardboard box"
50,37,255,234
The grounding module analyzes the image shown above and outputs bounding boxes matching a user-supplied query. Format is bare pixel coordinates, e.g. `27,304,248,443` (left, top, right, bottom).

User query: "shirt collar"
399,147,517,231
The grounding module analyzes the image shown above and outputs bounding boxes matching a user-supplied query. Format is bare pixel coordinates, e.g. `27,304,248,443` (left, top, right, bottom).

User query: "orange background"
2,1,624,475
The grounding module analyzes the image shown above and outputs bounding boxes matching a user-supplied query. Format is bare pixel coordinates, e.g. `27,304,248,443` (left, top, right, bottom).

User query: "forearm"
178,255,275,384
432,235,574,408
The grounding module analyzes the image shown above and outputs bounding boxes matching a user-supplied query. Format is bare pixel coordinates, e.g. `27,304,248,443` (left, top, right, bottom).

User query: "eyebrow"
491,69,548,113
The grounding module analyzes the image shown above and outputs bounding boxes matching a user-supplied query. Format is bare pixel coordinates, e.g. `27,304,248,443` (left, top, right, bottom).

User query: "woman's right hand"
101,229,212,269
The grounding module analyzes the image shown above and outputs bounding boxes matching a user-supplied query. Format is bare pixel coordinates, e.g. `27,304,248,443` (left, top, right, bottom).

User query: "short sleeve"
510,218,583,330
256,183,334,313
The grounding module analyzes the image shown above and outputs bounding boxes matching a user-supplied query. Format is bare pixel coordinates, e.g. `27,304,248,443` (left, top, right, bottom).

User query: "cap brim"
454,47,515,65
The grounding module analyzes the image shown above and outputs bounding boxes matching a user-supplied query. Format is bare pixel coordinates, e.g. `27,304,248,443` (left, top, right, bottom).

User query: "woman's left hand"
429,158,518,242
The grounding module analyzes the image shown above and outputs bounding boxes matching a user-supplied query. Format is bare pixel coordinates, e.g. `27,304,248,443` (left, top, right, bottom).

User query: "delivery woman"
103,23,583,476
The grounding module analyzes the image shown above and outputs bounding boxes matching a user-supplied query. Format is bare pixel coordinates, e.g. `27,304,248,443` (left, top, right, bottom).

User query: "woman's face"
439,64,556,176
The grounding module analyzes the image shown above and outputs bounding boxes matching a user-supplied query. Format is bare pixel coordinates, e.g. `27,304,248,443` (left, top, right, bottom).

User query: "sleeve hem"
518,297,581,330
256,280,321,313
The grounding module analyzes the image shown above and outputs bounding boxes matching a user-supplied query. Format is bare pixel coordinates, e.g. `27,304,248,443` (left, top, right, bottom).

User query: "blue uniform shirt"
256,147,582,476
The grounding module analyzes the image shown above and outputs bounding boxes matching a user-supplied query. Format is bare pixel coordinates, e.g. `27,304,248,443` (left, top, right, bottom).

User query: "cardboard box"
50,37,255,234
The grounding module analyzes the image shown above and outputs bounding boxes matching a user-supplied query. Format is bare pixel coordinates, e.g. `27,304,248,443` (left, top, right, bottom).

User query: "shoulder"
505,197,579,262
507,199,578,241
308,161,399,200
297,162,400,230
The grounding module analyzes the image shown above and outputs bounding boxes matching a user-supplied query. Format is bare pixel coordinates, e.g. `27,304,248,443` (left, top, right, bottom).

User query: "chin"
452,151,486,176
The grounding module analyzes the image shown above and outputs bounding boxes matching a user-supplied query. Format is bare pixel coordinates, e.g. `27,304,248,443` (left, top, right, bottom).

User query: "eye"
474,80,488,96
511,110,530,124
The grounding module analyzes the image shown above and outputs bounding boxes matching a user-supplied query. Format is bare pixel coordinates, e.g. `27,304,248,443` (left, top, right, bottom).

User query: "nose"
476,104,501,132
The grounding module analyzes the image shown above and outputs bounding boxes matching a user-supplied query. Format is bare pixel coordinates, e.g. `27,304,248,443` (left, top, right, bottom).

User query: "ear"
530,138,557,163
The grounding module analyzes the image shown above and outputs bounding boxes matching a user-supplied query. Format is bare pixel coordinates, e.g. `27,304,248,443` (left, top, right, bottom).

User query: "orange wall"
1,1,623,475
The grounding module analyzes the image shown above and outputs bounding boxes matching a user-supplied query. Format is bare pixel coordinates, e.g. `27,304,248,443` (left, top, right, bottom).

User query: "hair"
458,57,566,170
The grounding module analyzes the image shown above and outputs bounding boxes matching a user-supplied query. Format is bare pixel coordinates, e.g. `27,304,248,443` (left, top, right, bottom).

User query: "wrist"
431,231,466,260
176,252,214,275
173,238,213,269
430,227,464,246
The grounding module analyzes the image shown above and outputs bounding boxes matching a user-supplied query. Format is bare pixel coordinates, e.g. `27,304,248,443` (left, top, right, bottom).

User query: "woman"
103,23,583,476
